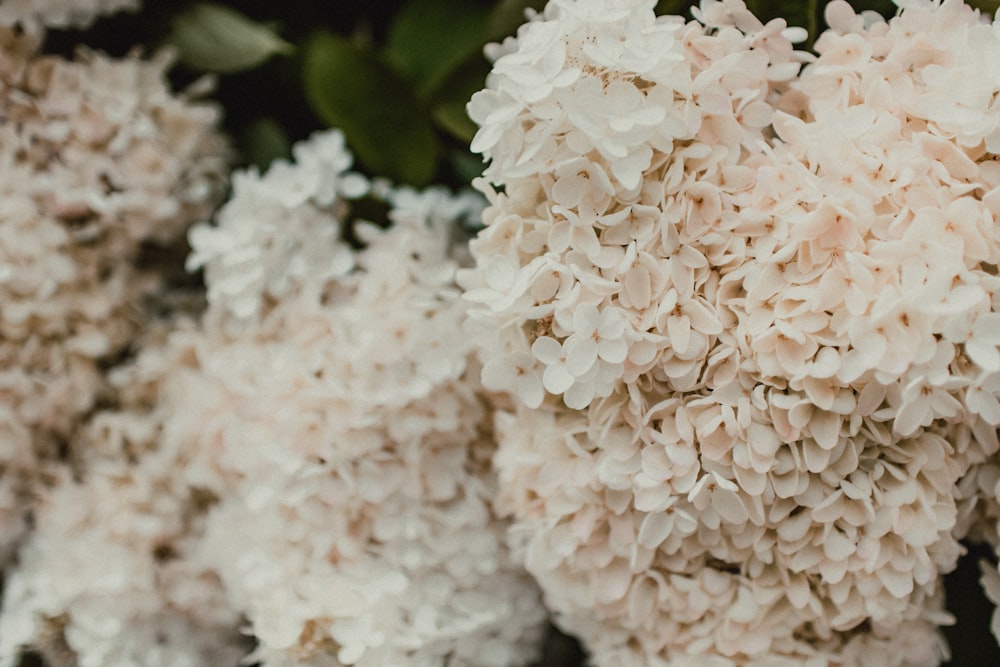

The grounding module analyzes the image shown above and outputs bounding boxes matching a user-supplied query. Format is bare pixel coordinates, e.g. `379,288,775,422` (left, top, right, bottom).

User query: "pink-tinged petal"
893,399,928,438
809,410,841,450
838,334,884,382
596,559,633,603
624,265,652,309
810,489,847,524
823,530,856,561
877,565,914,599
856,381,887,416
685,299,723,335
802,377,836,411
802,437,832,473
667,315,691,356
712,488,748,524
809,347,841,379
747,423,780,471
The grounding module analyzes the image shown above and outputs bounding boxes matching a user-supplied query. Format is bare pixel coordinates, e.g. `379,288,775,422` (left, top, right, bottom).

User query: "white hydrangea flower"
0,28,227,569
462,0,806,411
1,132,547,667
187,130,365,322
0,405,247,667
184,168,545,664
470,0,1000,664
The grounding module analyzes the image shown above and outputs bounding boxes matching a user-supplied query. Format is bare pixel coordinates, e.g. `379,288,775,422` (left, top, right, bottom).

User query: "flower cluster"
0,27,227,567
0,386,248,667
465,0,1000,664
6,0,1000,665
464,0,805,410
0,131,546,667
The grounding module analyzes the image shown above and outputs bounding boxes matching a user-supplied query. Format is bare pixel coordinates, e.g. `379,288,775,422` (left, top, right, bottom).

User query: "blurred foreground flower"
0,23,227,569
0,131,546,667
0,0,138,30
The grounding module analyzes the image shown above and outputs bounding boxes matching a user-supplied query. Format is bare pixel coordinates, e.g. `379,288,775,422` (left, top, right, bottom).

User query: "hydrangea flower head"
0,131,546,667
468,0,1000,664
463,0,806,411
0,27,227,569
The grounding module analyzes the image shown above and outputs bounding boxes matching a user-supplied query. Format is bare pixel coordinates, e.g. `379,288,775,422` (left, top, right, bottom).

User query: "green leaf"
385,0,490,98
653,0,691,17
303,31,439,186
746,0,819,45
169,3,293,73
433,102,478,143
241,117,291,170
429,53,492,142
449,149,487,185
745,0,804,27
486,0,547,39
968,0,1000,15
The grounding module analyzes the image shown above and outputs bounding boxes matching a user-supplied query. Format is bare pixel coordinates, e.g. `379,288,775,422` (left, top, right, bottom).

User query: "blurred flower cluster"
3,0,1000,666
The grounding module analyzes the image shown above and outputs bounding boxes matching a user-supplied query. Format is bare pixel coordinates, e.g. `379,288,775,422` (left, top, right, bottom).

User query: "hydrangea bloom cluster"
0,27,227,567
0,373,249,667
465,0,1000,664
0,0,138,29
464,0,805,410
0,131,546,667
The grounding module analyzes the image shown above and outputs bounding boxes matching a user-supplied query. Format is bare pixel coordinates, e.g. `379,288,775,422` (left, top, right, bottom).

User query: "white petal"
572,302,601,333
893,399,928,437
713,488,749,524
564,381,595,409
877,566,914,598
967,339,1000,373
481,356,515,390
810,410,841,450
598,309,627,339
531,336,564,365
823,530,856,561
598,337,629,364
482,255,515,290
565,336,598,376
968,387,1000,425
667,315,691,356
516,373,545,409
542,364,574,394
637,512,673,549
